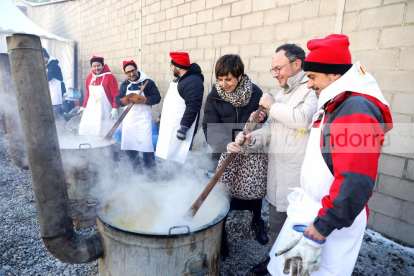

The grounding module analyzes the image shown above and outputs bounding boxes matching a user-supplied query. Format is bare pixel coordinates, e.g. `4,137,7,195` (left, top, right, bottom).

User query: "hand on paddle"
228,131,254,153
121,94,133,105
131,94,147,104
249,109,267,123
259,94,276,110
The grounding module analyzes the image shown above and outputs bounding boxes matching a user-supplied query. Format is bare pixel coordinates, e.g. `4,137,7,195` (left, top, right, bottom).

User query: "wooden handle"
103,81,148,140
184,105,266,220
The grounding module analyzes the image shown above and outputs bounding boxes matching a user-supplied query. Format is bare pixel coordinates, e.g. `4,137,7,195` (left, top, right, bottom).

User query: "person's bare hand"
305,223,326,242
249,109,267,123
227,142,242,153
235,132,252,146
259,94,276,110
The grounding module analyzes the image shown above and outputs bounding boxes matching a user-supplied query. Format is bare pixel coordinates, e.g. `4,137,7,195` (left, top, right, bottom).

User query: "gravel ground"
1,129,414,276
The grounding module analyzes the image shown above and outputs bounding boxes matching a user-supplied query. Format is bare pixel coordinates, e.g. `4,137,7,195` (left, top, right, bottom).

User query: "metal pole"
7,33,103,264
0,53,29,169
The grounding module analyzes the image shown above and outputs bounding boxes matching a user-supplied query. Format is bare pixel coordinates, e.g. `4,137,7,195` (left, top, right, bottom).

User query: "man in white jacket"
231,44,318,275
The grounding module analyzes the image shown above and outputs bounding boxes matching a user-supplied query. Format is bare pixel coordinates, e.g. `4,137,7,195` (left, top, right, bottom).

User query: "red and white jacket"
83,64,119,108
312,63,393,237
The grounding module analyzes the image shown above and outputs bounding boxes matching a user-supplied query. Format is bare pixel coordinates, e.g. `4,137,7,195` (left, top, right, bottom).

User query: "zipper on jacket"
236,107,239,123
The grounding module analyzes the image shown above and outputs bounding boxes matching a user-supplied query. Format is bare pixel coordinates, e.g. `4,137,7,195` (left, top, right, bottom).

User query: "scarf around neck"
126,71,149,89
215,74,252,107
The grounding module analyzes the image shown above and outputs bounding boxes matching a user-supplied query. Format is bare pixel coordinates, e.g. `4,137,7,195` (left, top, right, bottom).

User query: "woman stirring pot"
202,54,269,259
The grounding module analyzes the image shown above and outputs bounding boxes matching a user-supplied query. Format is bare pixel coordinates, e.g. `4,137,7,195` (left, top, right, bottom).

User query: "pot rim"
96,190,230,237
59,136,117,150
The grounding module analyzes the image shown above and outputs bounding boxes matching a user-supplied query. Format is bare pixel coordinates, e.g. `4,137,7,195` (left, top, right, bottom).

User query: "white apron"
121,84,154,152
78,74,113,137
49,78,63,105
268,113,367,276
155,82,197,163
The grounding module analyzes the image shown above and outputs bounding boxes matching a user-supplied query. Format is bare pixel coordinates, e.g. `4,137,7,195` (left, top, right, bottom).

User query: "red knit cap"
123,60,137,70
304,34,352,75
170,52,190,69
90,56,104,66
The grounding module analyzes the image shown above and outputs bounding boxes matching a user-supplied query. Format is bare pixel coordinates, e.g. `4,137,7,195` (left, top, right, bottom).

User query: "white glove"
109,108,118,120
63,93,67,98
77,107,85,115
275,225,325,276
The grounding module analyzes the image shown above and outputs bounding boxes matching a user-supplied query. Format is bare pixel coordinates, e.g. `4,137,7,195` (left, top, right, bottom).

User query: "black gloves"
176,125,189,141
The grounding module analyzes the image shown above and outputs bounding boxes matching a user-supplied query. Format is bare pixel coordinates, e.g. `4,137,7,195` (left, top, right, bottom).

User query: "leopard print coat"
217,148,268,200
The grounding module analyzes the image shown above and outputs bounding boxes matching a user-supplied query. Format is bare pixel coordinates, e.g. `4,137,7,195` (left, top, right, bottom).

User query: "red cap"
90,56,104,66
170,52,190,69
123,60,137,70
304,34,352,75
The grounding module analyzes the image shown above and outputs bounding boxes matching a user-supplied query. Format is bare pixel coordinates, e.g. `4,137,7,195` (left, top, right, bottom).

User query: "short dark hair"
215,54,244,79
276,44,306,69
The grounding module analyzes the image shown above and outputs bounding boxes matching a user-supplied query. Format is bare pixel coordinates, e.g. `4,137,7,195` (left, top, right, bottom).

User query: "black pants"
125,150,156,171
222,197,263,233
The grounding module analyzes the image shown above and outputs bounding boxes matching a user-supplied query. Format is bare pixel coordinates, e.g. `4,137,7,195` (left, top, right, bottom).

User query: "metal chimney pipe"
0,53,28,169
6,33,103,263
0,54,9,132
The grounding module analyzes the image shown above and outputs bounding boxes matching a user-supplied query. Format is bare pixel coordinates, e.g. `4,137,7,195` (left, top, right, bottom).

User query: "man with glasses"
116,60,161,175
266,34,393,276
235,44,318,275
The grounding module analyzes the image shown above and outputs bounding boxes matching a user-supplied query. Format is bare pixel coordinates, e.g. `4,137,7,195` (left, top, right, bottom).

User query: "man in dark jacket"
170,52,204,140
155,52,204,164
116,60,161,174
43,48,68,120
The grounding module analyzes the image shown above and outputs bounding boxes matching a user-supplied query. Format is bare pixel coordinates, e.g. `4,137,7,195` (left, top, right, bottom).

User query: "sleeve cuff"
313,216,336,237
269,103,279,118
247,136,256,148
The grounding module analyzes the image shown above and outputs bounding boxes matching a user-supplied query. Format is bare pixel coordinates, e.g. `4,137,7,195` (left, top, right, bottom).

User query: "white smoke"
88,138,229,235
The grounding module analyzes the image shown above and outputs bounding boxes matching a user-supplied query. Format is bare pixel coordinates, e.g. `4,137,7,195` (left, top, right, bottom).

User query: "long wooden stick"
103,81,148,140
184,105,266,220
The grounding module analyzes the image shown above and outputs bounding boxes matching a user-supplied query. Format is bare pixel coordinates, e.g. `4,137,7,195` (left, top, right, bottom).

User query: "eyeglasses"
270,60,297,75
125,69,137,75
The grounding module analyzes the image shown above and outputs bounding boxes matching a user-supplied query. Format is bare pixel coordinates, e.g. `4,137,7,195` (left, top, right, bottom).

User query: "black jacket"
116,73,161,107
46,59,66,94
176,63,204,132
202,83,266,157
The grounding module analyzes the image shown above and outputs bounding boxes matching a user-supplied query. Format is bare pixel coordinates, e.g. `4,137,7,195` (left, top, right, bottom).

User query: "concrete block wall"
15,0,414,246
140,0,342,116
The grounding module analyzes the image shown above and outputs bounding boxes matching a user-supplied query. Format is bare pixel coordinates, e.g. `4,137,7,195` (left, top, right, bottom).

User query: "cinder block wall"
14,0,414,246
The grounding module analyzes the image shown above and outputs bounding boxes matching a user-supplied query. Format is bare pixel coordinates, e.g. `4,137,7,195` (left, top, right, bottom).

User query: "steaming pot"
59,135,117,200
96,185,229,276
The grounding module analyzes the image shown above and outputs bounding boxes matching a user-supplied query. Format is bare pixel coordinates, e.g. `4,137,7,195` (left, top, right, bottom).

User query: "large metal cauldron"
59,135,117,201
96,185,229,276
